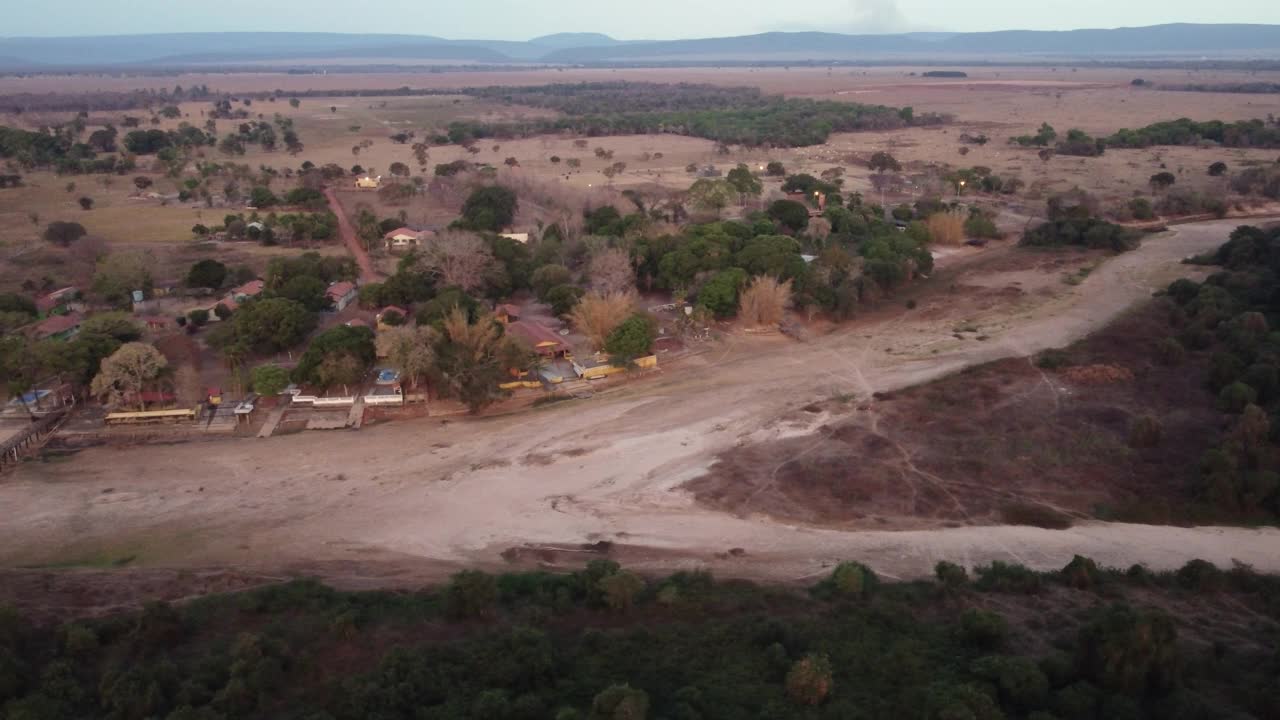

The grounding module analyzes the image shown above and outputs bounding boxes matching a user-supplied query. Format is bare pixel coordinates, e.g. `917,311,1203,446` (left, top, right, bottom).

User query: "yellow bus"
104,408,198,426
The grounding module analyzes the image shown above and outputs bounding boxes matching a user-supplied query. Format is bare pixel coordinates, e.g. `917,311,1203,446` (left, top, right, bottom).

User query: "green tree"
249,186,278,208
532,264,574,300
767,200,810,233
292,325,376,388
79,312,142,342
251,364,290,395
187,308,210,327
687,178,736,215
459,186,518,232
597,571,644,612
275,275,331,312
1076,604,1179,694
545,284,586,316
445,570,498,619
726,163,762,200
869,151,902,173
186,259,228,289
227,298,316,353
89,342,167,410
42,221,86,247
765,161,786,177
92,251,154,305
604,314,657,362
698,267,748,317
1149,172,1177,191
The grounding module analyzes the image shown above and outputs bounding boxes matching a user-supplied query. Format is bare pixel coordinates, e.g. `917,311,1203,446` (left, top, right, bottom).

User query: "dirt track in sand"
3,218,1280,586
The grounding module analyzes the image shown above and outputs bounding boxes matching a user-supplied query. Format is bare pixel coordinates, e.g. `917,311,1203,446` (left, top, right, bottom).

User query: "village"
1,195,684,457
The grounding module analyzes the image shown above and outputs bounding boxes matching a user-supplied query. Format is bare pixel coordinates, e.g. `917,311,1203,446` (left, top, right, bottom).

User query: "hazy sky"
8,0,1280,38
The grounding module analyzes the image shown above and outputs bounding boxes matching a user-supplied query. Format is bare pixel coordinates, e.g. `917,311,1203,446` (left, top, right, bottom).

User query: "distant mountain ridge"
1,24,1278,68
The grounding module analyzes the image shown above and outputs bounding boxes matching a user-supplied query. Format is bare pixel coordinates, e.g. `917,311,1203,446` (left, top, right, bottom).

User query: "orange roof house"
506,320,570,358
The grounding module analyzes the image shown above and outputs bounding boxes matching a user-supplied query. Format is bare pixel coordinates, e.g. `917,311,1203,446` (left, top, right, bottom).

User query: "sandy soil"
5,217,1279,585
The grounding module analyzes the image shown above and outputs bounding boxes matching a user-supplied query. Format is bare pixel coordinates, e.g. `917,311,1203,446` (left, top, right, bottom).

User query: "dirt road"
324,187,377,283
5,218,1280,584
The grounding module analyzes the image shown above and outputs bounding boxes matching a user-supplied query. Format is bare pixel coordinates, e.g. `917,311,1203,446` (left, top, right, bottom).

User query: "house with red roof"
231,279,265,301
506,320,570,358
326,281,358,312
32,312,82,341
383,227,432,252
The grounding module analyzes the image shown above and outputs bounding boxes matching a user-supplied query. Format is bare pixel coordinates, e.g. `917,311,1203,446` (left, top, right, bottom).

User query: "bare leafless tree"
417,232,495,293
588,248,636,295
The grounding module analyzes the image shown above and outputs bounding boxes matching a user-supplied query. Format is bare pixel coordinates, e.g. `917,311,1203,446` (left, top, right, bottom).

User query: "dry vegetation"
685,301,1225,529
568,290,634,349
925,209,967,245
738,276,792,327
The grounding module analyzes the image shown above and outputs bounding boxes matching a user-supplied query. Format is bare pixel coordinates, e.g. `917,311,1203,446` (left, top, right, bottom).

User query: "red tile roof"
326,281,356,300
33,312,82,338
506,320,570,355
232,279,264,297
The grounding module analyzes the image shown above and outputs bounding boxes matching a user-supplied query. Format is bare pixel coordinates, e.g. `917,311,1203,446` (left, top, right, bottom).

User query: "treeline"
1105,117,1280,149
1010,118,1280,153
0,84,216,114
1,556,1277,719
446,82,948,148
1165,223,1280,521
1155,82,1280,94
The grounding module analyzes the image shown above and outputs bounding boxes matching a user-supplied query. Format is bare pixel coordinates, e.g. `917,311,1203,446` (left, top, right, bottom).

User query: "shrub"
1218,381,1257,413
590,684,649,719
1036,349,1070,370
187,309,210,327
1176,559,1225,592
597,571,644,612
829,561,878,597
974,561,1042,593
1128,197,1156,221
1208,161,1228,177
444,570,498,619
971,655,1050,711
964,213,1000,239
738,276,792,327
1128,416,1163,448
1060,555,1104,589
785,654,833,706
1155,337,1186,366
959,609,1009,650
935,561,968,587
926,209,966,245
1149,172,1177,190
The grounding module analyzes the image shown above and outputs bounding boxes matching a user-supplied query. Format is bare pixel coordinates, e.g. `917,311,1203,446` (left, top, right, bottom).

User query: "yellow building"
355,175,381,189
